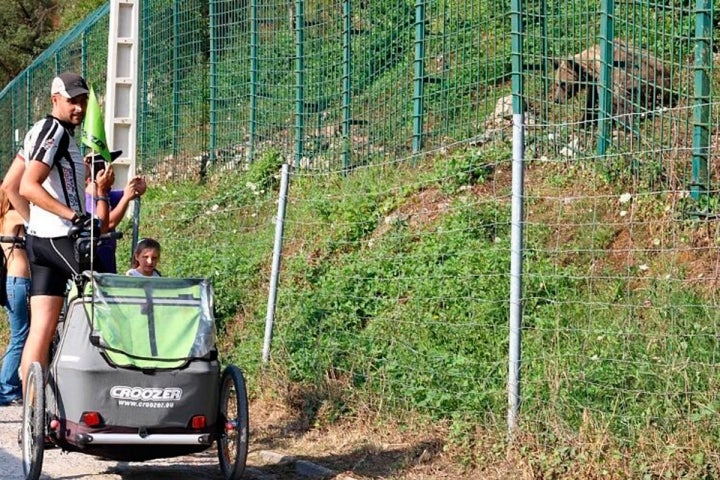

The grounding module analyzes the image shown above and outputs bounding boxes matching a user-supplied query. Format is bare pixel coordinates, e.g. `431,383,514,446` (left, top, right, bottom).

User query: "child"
126,238,162,277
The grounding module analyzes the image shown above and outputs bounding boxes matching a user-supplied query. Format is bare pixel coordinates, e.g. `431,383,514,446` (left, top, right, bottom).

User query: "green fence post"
342,0,351,172
541,0,548,118
440,2,449,137
25,73,30,132
209,0,217,165
597,0,614,156
249,0,258,164
139,0,149,161
172,0,180,160
11,87,17,154
412,0,426,155
81,32,88,76
691,0,711,202
295,0,305,169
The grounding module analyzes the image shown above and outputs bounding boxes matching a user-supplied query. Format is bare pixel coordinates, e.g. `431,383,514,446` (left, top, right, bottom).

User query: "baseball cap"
51,72,89,98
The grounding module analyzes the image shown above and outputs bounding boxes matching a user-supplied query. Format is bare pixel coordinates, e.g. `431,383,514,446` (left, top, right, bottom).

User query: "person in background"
0,188,29,407
126,237,161,277
1,150,30,222
84,151,147,273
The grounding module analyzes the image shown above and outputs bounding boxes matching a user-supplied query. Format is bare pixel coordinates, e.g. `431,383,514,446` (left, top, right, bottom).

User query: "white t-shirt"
126,268,161,277
23,116,86,238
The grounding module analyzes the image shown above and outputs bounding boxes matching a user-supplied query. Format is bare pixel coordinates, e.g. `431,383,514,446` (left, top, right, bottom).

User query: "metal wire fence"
0,0,513,178
0,1,709,190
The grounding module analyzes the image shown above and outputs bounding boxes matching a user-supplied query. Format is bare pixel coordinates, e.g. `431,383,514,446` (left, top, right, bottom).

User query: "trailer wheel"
217,365,249,480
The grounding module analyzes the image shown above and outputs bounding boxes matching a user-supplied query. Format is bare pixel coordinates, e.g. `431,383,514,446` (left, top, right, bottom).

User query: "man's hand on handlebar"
68,211,101,240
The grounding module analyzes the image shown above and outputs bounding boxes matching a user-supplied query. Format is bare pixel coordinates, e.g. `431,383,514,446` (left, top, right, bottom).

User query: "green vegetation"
105,140,720,477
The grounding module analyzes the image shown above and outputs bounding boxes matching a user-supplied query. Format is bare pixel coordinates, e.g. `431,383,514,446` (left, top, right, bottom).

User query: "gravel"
0,404,353,480
0,404,230,479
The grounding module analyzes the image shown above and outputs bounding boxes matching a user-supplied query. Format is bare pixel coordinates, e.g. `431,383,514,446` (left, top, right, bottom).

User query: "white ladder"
104,0,139,191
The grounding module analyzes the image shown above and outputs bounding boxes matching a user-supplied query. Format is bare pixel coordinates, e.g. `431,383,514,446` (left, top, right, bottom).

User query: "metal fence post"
139,0,149,165
691,0,712,202
597,0,614,155
209,0,217,166
263,163,290,363
294,0,305,169
249,0,259,164
172,0,180,160
342,0,352,172
412,0,426,154
508,0,525,436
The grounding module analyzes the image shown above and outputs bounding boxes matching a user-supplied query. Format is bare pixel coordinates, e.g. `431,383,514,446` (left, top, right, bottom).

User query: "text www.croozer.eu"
117,399,176,408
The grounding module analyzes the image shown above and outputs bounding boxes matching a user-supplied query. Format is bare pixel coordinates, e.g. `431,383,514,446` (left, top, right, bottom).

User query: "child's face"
135,247,160,276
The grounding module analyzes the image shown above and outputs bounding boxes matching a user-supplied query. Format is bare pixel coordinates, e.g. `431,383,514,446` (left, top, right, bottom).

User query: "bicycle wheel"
217,365,249,480
22,361,45,480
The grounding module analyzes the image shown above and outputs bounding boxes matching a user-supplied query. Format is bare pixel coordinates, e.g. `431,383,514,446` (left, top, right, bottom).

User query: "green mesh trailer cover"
83,273,217,369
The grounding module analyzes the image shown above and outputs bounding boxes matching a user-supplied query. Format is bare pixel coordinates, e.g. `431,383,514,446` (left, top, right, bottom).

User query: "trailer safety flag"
81,84,111,163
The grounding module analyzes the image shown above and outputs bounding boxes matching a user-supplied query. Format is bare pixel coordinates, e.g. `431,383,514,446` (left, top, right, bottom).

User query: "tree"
0,0,105,88
0,0,60,85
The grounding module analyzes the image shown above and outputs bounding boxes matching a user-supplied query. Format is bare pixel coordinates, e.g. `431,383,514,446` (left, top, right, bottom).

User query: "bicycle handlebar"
98,231,123,241
0,235,24,244
0,232,122,245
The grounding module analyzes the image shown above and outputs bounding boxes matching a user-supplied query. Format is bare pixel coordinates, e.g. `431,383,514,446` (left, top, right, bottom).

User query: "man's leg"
19,295,64,390
21,235,78,394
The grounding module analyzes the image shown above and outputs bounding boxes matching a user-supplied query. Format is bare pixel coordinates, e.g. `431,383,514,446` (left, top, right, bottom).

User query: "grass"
101,139,720,477
1,134,719,478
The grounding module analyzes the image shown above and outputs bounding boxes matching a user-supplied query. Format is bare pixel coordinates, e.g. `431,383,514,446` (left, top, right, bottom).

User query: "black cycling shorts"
25,235,79,297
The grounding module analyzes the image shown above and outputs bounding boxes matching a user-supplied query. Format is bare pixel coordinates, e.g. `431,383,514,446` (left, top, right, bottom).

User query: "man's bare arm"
20,160,75,221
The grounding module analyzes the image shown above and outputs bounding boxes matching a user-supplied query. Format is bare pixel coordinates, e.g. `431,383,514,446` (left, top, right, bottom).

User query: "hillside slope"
113,136,720,479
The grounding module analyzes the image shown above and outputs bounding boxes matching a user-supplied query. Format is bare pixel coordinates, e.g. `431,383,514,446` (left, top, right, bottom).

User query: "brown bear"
552,40,676,128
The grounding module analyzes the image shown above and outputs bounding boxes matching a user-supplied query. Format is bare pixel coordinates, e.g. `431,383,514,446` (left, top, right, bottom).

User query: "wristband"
93,196,109,202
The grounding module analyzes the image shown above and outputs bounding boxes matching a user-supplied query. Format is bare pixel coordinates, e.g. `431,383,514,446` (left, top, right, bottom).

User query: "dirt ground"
246,395,516,480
